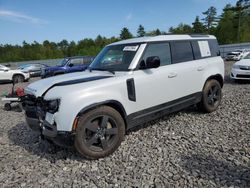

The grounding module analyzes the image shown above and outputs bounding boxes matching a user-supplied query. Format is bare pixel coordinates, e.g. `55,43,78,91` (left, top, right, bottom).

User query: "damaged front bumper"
23,95,74,146
25,108,57,138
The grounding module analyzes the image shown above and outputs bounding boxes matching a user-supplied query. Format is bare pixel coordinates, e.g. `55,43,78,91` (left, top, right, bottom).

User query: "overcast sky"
0,0,237,45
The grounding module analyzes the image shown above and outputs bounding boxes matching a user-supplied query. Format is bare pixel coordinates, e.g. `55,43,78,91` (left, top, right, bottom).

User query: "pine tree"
192,16,205,33
137,25,146,37
202,6,219,32
120,27,133,39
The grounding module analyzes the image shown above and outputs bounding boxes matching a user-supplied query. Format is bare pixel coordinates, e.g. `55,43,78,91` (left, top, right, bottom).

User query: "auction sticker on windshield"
123,46,139,51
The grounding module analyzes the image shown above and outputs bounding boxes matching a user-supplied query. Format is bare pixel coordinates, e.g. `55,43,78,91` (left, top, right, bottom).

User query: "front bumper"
24,73,30,81
25,111,74,147
231,68,250,80
25,111,57,138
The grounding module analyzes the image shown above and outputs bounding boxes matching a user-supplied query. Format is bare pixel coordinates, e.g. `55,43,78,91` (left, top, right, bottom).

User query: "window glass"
70,58,83,66
191,41,201,60
171,41,194,63
142,43,171,66
208,39,219,57
89,44,139,71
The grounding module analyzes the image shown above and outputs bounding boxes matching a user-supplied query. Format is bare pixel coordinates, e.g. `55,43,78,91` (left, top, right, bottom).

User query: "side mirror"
140,56,160,69
68,63,74,67
4,69,9,72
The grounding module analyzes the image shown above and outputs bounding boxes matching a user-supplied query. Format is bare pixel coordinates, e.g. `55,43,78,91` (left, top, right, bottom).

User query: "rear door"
169,40,204,95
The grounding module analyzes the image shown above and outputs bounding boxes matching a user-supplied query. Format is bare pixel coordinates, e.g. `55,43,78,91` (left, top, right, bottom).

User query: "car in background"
231,52,250,80
226,49,250,61
18,63,48,77
41,56,94,78
0,64,30,83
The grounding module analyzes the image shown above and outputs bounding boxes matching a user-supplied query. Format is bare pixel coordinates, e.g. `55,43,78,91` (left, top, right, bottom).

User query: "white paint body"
231,58,250,80
0,65,30,81
25,35,224,132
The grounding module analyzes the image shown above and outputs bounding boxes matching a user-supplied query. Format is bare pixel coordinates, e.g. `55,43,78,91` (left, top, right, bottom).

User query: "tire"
13,74,24,83
74,106,125,159
4,103,11,111
198,79,222,113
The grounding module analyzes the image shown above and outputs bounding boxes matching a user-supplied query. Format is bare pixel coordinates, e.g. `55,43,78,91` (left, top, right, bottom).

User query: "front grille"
239,66,250,70
236,74,250,78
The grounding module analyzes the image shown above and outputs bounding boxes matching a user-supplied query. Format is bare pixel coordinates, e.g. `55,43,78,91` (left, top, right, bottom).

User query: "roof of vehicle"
65,56,95,59
109,34,216,46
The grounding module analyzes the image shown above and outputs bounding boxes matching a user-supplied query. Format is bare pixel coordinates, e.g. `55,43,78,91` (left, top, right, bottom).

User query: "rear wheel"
13,74,24,83
74,106,125,159
198,79,222,113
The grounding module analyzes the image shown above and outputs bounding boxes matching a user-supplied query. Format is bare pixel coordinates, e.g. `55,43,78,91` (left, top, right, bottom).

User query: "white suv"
0,65,30,83
23,35,224,159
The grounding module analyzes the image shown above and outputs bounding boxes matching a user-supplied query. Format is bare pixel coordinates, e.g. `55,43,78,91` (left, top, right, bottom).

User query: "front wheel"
74,106,125,159
198,79,222,113
13,74,24,83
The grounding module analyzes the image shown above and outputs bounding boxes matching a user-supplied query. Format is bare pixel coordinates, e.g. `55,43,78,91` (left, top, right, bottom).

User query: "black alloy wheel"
198,79,222,113
75,106,125,159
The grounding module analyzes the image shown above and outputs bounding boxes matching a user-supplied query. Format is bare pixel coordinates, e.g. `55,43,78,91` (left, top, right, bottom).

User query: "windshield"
89,44,140,71
58,59,68,66
244,53,250,59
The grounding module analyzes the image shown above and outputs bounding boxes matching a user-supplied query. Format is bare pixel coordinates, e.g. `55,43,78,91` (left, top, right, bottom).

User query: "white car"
23,35,224,159
0,64,30,83
231,52,250,80
226,49,249,61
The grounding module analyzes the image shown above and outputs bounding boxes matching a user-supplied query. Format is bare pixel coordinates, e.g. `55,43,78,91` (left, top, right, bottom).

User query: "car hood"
234,59,250,66
25,71,114,97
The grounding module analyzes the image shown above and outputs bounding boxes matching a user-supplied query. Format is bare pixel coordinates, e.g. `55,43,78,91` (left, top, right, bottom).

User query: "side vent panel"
126,78,136,102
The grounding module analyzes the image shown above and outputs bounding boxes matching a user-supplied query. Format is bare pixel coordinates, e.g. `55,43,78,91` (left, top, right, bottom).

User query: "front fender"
44,82,129,132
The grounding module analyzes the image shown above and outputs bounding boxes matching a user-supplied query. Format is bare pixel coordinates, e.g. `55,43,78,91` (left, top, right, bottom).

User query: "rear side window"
191,39,219,60
171,41,194,63
191,41,202,60
142,43,171,66
70,58,84,65
208,39,220,57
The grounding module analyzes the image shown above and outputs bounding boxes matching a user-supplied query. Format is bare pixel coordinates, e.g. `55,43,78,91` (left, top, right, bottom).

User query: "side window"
191,41,202,60
142,43,171,66
208,39,220,57
82,57,92,64
171,41,194,63
70,58,83,66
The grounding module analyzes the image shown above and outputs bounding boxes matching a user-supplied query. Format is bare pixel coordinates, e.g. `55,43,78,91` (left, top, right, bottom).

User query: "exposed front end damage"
22,95,74,147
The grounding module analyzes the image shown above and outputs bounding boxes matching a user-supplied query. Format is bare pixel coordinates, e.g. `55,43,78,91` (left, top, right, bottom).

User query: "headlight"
46,99,60,113
233,64,240,69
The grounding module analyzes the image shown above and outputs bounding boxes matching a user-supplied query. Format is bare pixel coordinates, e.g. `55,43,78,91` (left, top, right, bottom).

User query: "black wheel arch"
205,74,224,88
12,73,25,80
75,100,128,130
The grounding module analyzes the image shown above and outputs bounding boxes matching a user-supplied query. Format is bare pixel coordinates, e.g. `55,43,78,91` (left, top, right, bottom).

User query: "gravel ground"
0,62,250,188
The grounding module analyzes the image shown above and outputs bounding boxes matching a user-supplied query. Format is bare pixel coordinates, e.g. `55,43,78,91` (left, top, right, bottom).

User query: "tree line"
0,0,249,63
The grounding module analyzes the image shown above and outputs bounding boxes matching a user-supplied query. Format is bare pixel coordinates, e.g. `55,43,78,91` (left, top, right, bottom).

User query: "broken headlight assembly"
46,99,60,113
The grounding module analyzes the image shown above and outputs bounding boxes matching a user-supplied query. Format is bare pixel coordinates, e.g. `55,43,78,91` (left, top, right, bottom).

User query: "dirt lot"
0,62,250,187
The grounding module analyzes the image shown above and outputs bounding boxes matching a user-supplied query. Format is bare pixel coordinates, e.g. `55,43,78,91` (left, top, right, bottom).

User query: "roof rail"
188,34,210,37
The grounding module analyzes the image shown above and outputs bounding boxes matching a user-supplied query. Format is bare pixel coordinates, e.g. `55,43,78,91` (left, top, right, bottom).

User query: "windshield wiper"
88,67,115,75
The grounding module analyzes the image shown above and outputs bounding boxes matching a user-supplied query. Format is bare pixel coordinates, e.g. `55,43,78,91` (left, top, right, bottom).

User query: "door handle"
168,72,177,78
197,66,204,71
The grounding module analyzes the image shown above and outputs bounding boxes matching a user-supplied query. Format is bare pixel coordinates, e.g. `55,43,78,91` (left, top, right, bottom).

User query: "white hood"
25,71,113,97
235,59,250,66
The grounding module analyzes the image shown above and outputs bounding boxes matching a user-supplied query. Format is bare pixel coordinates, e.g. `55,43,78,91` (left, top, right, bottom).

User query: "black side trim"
42,76,112,97
126,92,202,130
126,78,136,102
